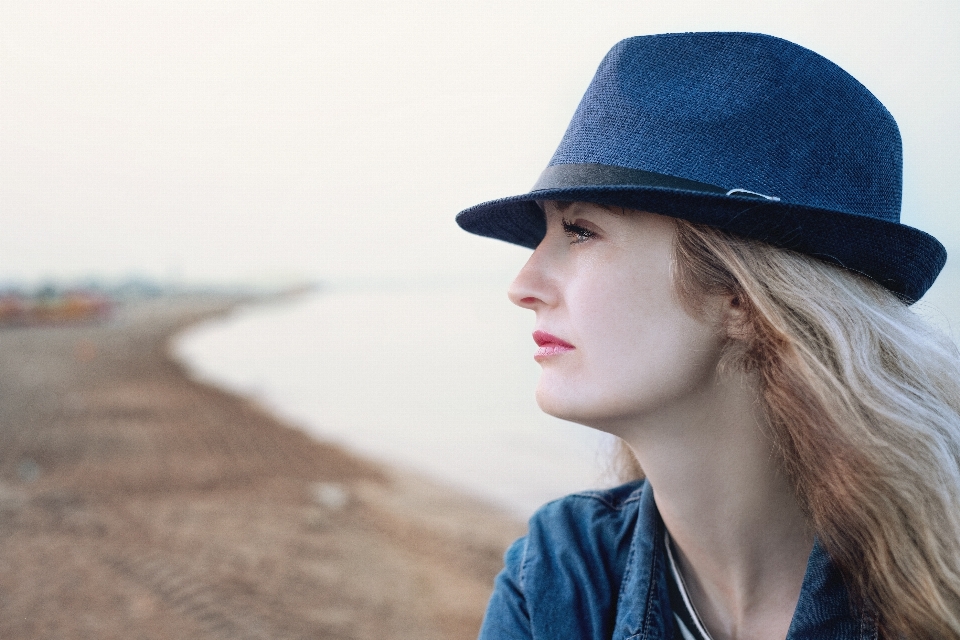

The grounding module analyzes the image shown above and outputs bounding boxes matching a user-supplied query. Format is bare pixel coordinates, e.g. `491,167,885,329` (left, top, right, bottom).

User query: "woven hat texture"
456,32,946,302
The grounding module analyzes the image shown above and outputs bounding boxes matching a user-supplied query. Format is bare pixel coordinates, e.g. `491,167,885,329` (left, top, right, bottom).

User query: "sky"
0,1,957,322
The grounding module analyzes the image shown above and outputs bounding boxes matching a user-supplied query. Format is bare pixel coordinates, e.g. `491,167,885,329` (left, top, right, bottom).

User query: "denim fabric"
479,480,876,640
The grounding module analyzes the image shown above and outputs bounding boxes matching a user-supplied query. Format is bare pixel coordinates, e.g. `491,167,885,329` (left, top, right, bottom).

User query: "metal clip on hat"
456,32,946,303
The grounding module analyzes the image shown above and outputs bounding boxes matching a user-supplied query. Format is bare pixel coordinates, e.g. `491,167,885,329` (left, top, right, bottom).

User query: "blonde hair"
626,219,960,638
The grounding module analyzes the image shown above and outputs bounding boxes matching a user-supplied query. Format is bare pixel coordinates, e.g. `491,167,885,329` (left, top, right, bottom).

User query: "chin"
535,383,576,418
535,384,621,434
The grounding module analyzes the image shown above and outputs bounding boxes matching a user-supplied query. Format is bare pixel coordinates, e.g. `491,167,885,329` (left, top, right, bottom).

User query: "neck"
613,369,813,640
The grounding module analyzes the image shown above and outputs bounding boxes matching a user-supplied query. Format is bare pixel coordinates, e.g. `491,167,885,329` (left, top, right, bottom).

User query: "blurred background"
0,1,957,637
3,1,959,293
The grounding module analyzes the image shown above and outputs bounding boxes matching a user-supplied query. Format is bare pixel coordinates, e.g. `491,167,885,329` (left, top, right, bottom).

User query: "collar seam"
569,489,645,512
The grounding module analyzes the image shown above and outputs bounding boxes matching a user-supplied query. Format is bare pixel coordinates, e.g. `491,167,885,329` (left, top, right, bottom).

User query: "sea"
172,272,960,520
173,281,618,519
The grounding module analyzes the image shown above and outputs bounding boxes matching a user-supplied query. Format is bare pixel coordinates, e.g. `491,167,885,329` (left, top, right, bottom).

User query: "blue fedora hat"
456,32,946,303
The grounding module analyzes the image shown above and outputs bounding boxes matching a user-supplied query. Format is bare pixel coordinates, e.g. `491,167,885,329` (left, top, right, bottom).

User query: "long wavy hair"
615,218,960,638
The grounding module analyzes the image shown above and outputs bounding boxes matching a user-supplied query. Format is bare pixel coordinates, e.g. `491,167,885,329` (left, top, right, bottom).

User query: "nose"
508,245,555,310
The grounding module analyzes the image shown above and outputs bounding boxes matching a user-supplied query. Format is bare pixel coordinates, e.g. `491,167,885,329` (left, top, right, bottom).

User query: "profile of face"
508,201,733,434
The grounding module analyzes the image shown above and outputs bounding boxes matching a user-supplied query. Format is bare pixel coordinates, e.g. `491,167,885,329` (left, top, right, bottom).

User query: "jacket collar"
614,481,876,640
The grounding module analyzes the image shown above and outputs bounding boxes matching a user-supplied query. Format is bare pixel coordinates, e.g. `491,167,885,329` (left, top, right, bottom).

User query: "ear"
722,293,754,342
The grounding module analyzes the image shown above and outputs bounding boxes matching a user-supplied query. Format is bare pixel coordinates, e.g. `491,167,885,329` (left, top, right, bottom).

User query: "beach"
0,295,524,639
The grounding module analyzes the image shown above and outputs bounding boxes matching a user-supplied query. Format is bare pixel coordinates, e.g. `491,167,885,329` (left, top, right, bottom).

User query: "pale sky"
1,1,957,319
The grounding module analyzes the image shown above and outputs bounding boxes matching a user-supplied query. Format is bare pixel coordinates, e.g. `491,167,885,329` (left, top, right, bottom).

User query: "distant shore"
0,294,523,639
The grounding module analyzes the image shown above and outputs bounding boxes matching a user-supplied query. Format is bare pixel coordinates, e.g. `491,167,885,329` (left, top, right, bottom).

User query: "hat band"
532,163,783,201
532,163,731,195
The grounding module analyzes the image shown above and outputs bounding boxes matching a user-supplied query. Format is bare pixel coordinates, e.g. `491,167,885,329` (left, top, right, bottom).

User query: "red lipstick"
532,330,575,360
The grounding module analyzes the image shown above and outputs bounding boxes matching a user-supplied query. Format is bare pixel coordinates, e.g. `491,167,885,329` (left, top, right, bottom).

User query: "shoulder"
523,478,647,564
522,479,646,578
480,479,647,640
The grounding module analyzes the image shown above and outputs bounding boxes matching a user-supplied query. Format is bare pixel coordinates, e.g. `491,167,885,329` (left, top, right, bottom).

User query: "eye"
561,218,596,244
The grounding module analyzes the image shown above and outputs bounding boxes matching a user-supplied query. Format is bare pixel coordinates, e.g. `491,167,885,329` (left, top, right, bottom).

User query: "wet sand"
0,295,525,639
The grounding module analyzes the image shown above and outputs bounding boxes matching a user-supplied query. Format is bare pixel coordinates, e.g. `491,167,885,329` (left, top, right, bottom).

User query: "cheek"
578,275,724,404
580,267,676,353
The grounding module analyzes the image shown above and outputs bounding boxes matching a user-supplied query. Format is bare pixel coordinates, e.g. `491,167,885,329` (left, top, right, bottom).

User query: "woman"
456,33,960,639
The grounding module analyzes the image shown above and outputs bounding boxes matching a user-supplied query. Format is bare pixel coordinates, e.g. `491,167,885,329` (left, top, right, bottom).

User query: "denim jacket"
479,479,876,640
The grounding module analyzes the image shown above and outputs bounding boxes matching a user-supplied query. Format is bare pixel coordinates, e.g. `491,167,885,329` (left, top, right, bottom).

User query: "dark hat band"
533,164,779,201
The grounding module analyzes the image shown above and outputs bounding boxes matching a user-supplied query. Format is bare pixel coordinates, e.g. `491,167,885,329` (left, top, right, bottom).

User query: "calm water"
173,283,617,518
172,271,960,519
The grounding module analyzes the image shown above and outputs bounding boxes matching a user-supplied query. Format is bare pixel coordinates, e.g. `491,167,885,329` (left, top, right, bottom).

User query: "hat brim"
455,185,946,304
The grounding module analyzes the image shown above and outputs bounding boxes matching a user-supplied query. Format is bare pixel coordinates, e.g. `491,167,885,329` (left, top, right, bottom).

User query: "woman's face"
508,201,730,432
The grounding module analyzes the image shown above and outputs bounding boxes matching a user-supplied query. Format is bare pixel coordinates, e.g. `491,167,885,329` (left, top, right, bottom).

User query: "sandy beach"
0,295,524,639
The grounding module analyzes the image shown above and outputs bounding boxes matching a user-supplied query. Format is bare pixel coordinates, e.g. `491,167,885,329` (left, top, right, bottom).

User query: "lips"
532,330,575,360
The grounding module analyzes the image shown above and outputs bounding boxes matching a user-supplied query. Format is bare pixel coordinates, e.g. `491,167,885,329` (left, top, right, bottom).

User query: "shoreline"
0,294,523,639
174,285,620,519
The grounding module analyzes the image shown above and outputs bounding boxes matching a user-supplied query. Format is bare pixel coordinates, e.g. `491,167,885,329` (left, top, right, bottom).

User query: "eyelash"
561,218,596,244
